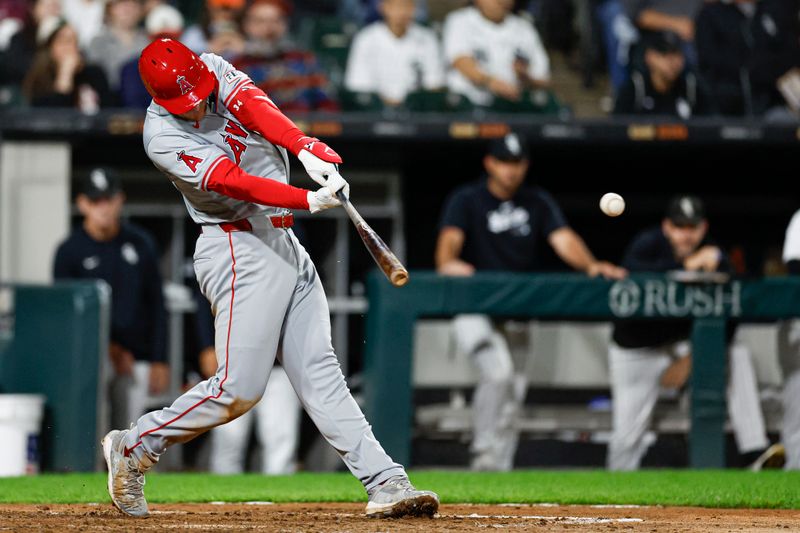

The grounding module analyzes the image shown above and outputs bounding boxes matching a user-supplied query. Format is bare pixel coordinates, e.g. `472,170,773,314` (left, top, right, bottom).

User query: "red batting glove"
292,136,342,164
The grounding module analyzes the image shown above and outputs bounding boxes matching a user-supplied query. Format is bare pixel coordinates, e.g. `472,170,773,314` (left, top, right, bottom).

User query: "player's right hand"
307,188,342,214
438,260,476,277
199,346,217,379
684,245,722,272
488,78,522,101
109,342,135,376
587,261,628,280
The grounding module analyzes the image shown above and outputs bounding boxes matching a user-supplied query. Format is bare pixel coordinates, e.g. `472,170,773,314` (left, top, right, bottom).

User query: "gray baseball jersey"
123,53,406,491
143,53,291,224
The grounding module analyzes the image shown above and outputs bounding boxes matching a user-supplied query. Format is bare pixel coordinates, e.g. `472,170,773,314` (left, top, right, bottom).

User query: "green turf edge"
0,470,799,509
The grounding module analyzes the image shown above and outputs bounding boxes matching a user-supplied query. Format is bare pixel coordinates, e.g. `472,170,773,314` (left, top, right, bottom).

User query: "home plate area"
2,503,800,532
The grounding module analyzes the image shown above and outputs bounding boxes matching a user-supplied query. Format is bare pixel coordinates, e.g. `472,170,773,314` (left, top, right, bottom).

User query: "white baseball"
600,192,625,217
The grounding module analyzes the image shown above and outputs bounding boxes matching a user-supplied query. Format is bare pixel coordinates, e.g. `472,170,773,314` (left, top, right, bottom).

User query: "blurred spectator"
427,0,468,23
195,299,302,475
345,0,444,106
142,0,164,15
2,0,62,85
86,0,148,93
778,209,800,470
608,195,776,470
233,0,338,112
119,3,184,109
528,0,576,55
0,0,27,53
62,0,105,48
622,0,702,64
442,0,550,106
435,132,625,471
294,0,427,27
696,0,800,118
361,0,429,24
613,31,714,118
182,0,245,58
22,18,112,111
53,168,168,430
0,0,27,22
595,0,638,92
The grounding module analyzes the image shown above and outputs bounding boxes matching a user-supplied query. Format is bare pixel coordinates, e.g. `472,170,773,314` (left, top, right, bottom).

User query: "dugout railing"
363,271,800,468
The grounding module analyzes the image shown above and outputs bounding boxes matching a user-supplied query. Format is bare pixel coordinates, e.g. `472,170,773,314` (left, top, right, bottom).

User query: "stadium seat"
305,17,358,71
0,85,23,109
490,89,567,115
339,89,384,112
403,90,474,113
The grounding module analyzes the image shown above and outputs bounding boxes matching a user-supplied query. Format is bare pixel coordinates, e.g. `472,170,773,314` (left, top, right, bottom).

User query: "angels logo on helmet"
176,75,194,96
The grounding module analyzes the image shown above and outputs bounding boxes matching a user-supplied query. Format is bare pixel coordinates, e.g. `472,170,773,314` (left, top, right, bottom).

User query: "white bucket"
0,394,45,476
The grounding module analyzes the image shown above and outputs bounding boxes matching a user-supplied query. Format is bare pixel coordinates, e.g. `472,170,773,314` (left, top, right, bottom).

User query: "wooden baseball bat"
336,191,409,287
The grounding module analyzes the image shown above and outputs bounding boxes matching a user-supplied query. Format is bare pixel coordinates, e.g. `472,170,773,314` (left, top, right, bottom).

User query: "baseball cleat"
749,443,786,471
102,429,149,517
365,476,439,518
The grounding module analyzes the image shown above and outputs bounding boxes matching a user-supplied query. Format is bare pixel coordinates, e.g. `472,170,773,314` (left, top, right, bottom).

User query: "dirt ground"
1,503,799,532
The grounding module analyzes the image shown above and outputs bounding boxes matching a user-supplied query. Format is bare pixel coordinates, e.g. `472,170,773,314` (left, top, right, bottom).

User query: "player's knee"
484,370,513,386
480,357,514,383
217,379,267,422
220,393,262,423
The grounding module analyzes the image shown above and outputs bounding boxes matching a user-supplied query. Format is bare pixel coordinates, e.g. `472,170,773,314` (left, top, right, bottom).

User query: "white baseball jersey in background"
443,7,550,105
783,209,800,263
345,22,445,103
780,208,800,469
607,340,769,471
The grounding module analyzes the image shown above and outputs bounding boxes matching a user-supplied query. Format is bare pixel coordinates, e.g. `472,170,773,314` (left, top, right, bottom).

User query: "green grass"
1,470,799,509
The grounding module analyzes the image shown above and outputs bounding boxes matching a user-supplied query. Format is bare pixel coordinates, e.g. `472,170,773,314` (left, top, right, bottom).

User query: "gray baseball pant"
123,216,405,492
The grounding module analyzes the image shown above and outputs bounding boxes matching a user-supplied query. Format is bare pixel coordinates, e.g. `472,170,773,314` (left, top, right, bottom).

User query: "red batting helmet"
138,38,216,115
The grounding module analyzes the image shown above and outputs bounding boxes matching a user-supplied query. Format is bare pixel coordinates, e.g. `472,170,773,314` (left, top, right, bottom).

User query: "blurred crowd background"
0,0,799,118
1,0,800,476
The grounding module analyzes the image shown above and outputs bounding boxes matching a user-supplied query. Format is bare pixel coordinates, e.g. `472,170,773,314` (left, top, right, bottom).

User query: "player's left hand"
297,139,344,188
587,261,627,280
149,362,170,395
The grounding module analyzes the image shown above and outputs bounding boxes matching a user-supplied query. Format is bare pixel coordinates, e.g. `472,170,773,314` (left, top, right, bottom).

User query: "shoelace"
387,477,413,491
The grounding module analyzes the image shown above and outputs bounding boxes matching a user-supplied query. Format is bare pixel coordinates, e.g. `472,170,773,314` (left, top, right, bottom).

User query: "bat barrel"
337,189,409,287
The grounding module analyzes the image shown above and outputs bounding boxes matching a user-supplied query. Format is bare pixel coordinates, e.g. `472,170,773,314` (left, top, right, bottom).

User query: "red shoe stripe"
125,233,238,457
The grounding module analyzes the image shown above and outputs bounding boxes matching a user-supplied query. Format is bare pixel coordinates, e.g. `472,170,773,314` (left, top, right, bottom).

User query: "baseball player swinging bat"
336,190,409,287
102,38,438,521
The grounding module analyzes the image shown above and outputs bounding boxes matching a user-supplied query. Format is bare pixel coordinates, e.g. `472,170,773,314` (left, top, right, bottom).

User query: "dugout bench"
363,272,800,468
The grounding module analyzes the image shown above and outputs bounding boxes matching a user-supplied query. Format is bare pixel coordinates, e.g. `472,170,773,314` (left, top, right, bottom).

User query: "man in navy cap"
607,195,778,470
53,168,169,430
435,133,625,470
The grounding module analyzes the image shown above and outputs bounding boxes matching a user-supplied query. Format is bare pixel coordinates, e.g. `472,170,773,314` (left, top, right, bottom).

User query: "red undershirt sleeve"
205,157,309,209
225,83,310,155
